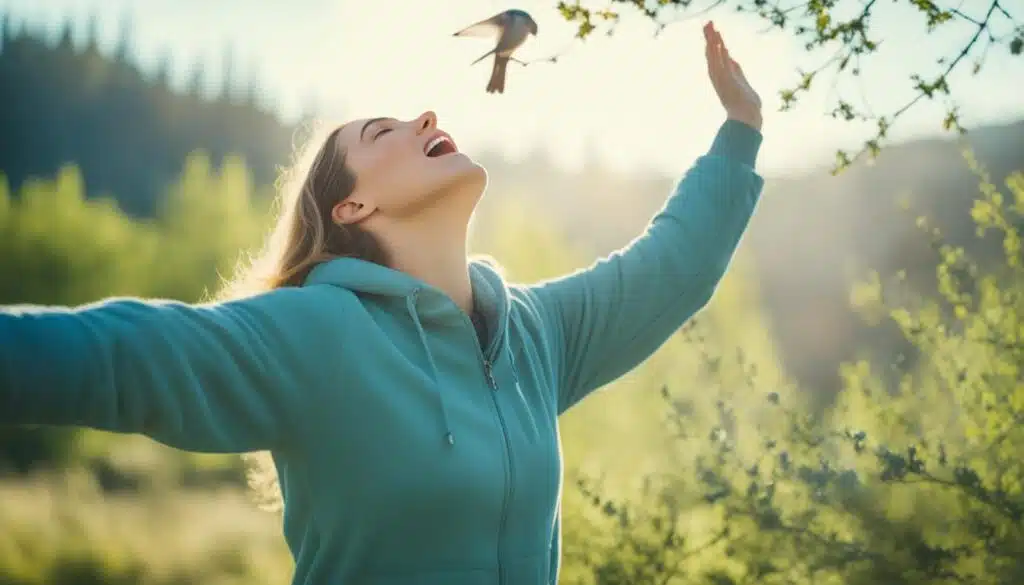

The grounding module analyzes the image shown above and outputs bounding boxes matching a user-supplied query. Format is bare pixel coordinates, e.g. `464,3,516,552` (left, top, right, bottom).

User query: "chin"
438,153,488,195
398,155,487,221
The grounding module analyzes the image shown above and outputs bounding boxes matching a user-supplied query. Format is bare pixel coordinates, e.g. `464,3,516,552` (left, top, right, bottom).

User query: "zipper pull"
484,361,498,391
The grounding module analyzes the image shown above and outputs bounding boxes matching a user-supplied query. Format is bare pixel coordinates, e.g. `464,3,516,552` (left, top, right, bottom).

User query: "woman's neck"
385,223,474,315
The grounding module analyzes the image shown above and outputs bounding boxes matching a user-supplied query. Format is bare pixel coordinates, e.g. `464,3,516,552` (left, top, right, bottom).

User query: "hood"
303,256,514,447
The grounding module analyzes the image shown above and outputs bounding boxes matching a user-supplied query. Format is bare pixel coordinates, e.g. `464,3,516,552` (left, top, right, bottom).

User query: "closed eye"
374,127,393,140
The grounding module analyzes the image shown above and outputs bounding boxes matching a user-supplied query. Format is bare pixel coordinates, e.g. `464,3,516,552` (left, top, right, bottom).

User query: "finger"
705,22,730,95
711,29,727,74
706,37,723,89
717,32,730,71
705,21,721,55
705,25,718,77
705,24,723,75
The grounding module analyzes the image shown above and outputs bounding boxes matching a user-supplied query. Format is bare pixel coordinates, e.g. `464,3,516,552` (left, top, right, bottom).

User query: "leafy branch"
554,0,1022,173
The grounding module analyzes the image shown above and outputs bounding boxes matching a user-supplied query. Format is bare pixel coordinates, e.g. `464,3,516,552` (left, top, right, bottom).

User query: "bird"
452,9,538,94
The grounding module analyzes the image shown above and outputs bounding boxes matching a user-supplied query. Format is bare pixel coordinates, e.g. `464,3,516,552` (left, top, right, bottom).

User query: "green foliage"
0,166,160,305
559,153,1024,584
0,472,292,585
555,0,1022,173
152,152,273,302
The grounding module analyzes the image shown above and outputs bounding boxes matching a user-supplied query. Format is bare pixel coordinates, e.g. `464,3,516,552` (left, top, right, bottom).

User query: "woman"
0,22,763,585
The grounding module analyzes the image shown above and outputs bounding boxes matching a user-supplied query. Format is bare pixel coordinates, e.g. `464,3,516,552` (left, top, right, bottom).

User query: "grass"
0,453,292,585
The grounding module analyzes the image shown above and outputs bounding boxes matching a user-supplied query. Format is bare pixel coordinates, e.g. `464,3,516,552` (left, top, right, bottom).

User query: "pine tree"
57,17,74,52
219,44,235,103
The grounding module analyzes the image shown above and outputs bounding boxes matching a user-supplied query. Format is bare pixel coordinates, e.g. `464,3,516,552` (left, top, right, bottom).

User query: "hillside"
745,119,1024,396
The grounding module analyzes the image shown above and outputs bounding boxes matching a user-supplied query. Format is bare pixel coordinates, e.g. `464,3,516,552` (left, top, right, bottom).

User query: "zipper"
454,307,514,585
484,361,498,390
485,358,515,585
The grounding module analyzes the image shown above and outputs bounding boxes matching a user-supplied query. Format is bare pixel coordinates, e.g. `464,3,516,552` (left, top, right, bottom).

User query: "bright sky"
3,0,1022,176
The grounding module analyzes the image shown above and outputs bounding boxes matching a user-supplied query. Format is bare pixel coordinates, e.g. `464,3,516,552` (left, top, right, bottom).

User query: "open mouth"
424,135,457,158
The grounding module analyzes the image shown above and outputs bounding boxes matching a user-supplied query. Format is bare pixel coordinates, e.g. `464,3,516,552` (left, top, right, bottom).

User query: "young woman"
0,22,764,585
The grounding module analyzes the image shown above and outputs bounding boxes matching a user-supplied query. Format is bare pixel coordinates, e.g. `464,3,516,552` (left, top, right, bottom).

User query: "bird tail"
487,56,509,94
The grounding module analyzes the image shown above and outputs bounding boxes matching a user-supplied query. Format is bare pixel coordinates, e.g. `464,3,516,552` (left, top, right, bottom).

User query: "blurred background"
0,0,1022,584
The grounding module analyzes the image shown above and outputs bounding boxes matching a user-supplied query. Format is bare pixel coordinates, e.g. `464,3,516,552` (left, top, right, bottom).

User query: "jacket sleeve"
0,289,321,453
526,119,765,415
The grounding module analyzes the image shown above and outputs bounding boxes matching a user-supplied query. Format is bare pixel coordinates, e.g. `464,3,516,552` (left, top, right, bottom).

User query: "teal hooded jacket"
0,120,764,584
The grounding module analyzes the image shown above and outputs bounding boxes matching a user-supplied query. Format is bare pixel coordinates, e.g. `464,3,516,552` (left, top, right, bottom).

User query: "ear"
332,199,375,225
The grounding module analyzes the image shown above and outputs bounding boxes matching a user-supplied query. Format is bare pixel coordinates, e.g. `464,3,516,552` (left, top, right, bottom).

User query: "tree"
554,0,1022,173
154,151,271,302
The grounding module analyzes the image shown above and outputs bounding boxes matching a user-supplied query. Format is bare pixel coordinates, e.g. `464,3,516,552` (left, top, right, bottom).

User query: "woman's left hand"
704,21,763,132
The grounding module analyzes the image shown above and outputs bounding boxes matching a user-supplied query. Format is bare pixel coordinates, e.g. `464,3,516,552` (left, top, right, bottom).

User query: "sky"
2,0,1022,176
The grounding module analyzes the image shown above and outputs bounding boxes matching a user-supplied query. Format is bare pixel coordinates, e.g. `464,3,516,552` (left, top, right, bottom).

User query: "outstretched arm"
526,22,766,414
0,287,328,454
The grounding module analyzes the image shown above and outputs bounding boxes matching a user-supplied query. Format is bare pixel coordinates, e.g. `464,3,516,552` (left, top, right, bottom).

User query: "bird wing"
452,12,506,38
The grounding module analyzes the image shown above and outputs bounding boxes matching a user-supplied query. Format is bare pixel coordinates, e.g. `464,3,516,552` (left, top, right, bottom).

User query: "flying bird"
453,9,538,94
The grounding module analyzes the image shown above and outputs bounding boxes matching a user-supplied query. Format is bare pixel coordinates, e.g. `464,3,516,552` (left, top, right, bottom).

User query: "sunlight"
3,0,1021,176
3,2,1024,584
324,0,808,172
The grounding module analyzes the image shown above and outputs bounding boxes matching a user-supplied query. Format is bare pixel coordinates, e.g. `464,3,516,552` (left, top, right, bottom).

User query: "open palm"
704,22,762,131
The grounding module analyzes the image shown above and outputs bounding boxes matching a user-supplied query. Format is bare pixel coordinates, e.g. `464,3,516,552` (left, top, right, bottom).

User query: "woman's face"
332,111,486,225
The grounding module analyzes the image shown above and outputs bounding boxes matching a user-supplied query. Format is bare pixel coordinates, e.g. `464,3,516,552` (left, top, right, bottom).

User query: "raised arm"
0,287,331,453
526,22,766,414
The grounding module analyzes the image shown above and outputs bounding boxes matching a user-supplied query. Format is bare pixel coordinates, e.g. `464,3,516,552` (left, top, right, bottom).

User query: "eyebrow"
359,117,393,142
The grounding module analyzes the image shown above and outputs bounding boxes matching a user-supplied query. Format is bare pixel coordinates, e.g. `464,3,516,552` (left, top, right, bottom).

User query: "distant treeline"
0,13,297,217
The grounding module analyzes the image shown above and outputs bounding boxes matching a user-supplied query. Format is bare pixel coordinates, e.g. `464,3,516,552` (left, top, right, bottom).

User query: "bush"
561,153,1024,585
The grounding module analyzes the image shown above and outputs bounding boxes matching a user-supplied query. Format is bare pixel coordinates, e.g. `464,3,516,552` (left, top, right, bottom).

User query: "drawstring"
406,289,455,447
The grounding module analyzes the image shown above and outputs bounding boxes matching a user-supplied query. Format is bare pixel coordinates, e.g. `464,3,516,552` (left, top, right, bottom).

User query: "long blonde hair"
217,119,389,513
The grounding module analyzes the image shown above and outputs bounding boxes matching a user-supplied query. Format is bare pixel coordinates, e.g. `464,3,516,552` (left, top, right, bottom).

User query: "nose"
414,111,437,134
